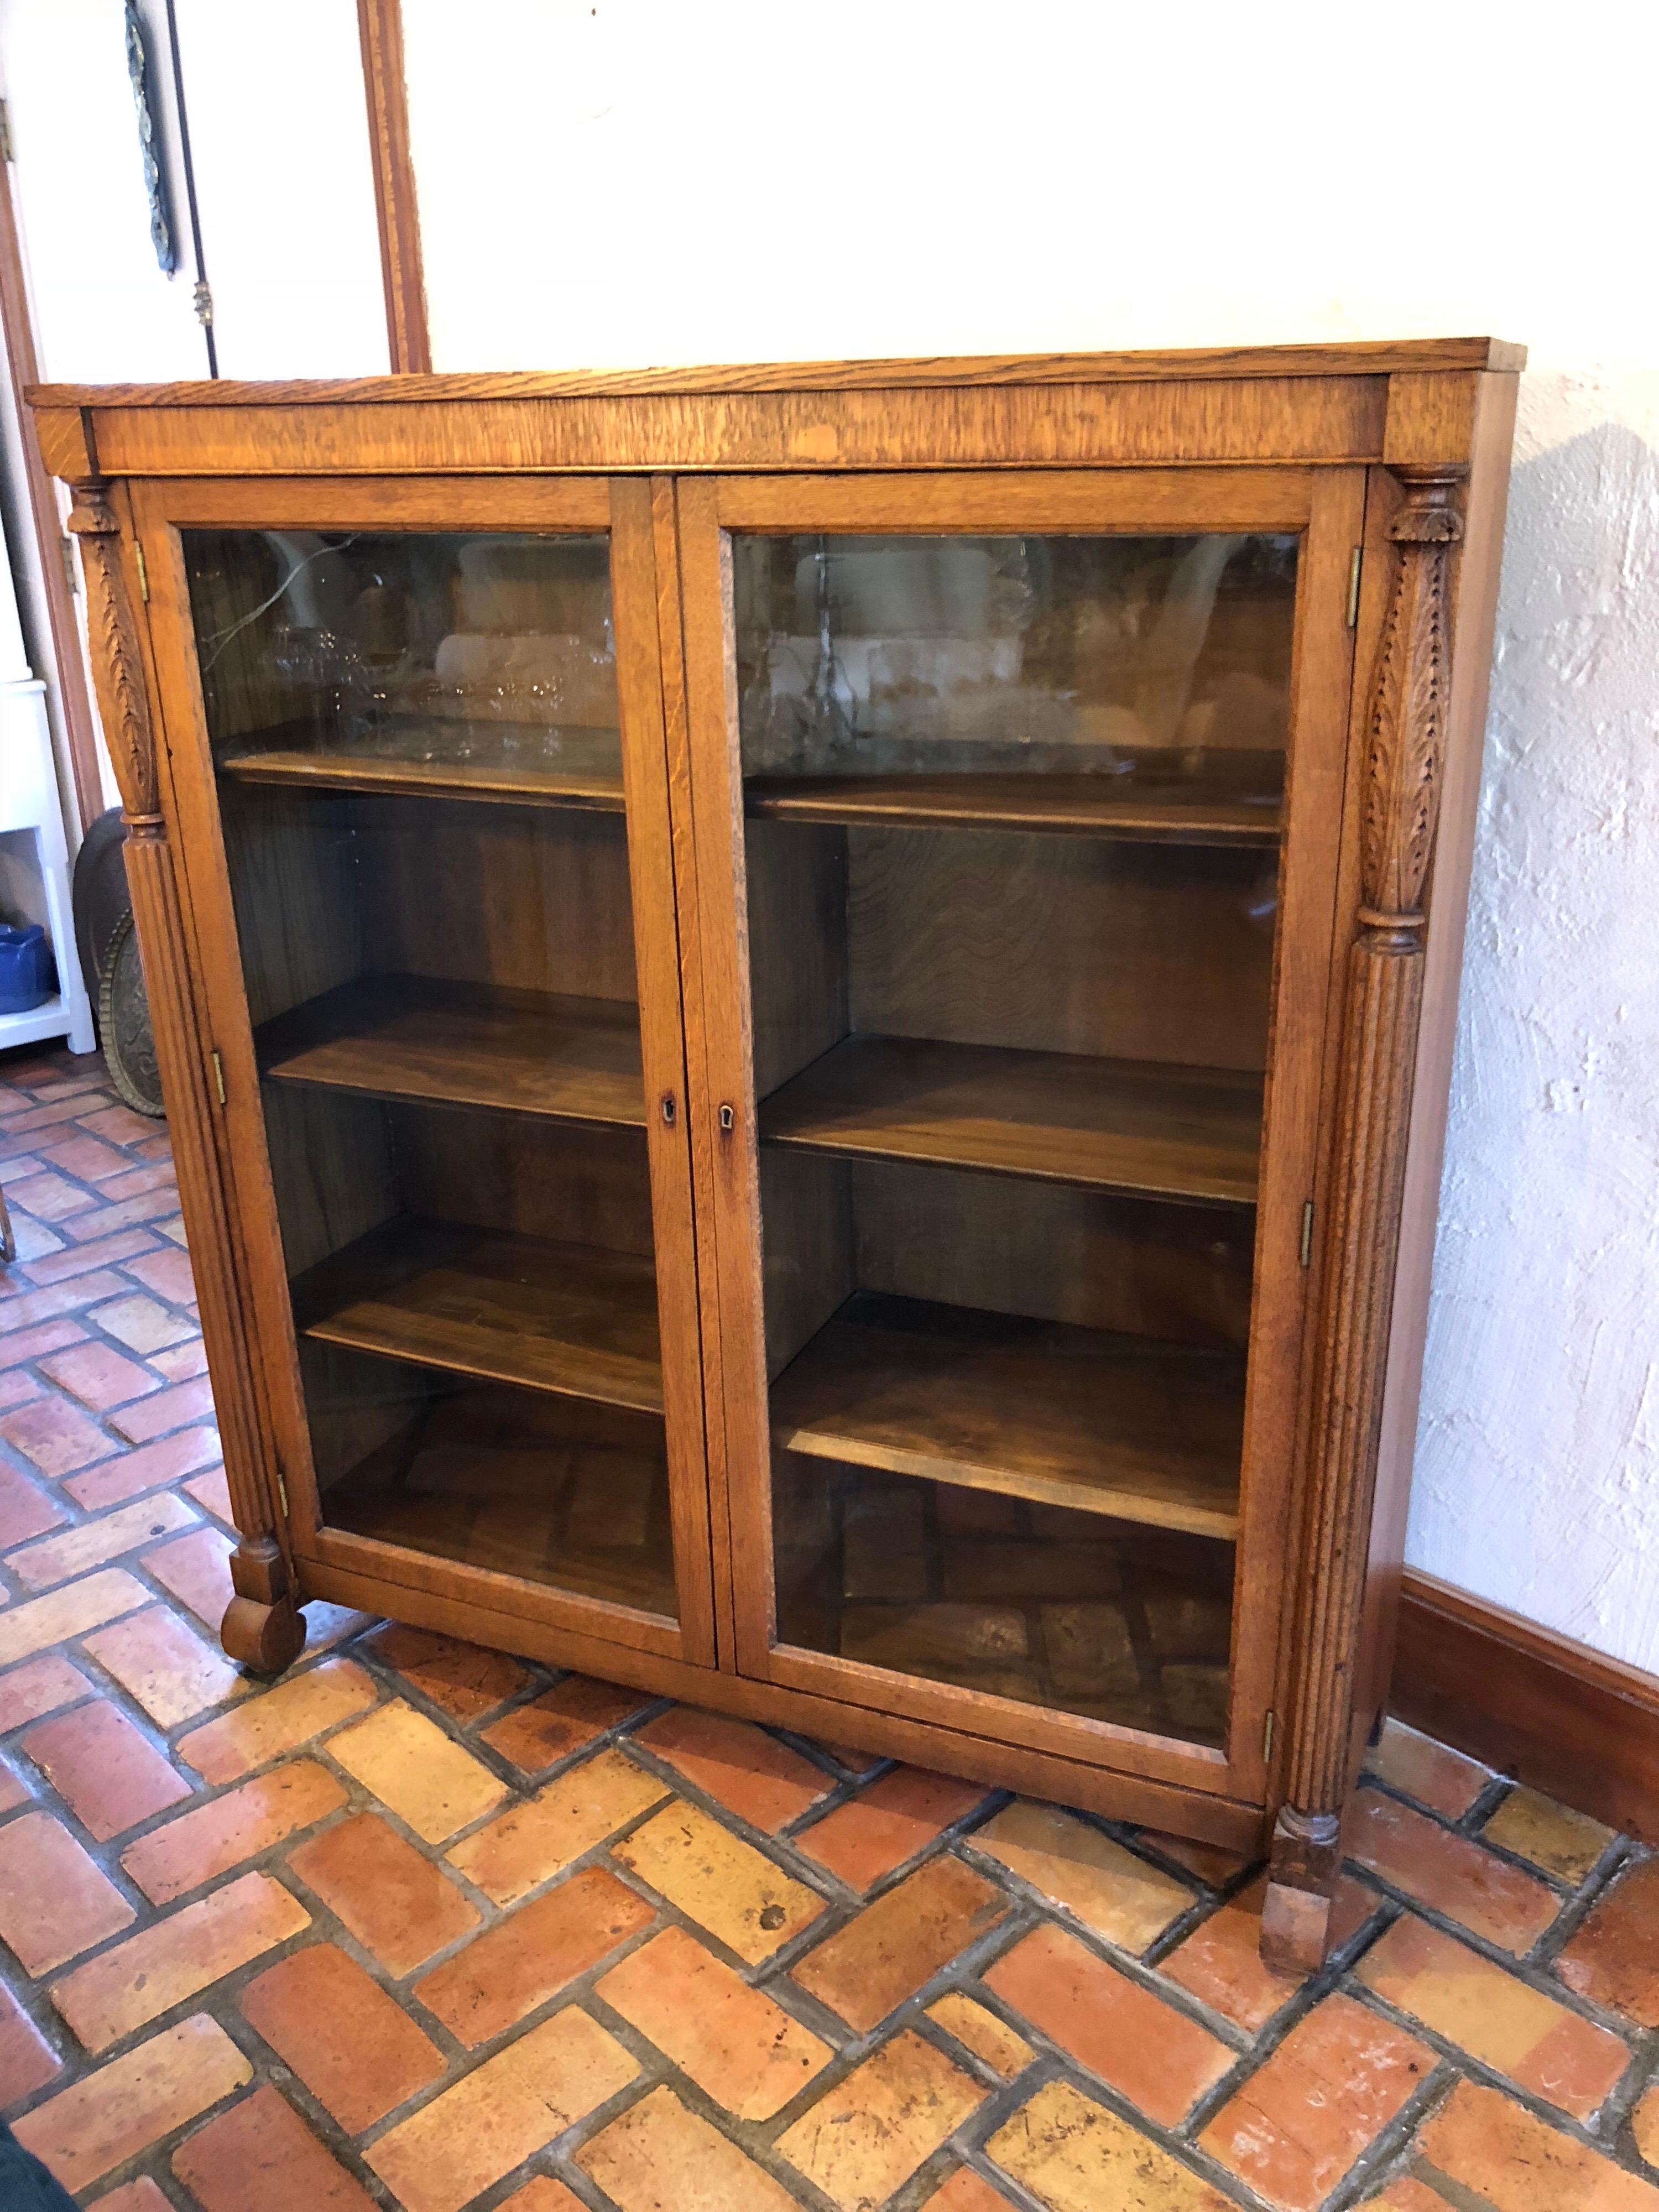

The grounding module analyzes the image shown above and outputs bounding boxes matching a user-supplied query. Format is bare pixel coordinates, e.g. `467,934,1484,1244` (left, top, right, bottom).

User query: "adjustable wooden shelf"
34,340,1520,1965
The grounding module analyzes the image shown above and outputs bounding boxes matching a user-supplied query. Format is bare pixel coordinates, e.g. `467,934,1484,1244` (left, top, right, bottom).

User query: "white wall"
1,0,1654,1671
169,0,388,380
0,0,387,385
400,0,1656,375
1,0,203,383
1408,373,1659,1666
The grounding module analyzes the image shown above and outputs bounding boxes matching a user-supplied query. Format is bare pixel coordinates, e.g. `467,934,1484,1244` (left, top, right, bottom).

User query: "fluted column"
67,483,304,1672
1261,466,1465,1970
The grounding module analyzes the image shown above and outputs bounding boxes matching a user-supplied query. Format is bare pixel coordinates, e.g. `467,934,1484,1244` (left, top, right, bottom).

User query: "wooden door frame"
677,464,1366,1807
128,470,718,1667
357,0,430,374
0,139,105,827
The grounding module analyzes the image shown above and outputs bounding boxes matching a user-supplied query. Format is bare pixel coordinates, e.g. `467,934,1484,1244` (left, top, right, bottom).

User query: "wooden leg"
221,1535,305,1675
1261,1807,1344,1972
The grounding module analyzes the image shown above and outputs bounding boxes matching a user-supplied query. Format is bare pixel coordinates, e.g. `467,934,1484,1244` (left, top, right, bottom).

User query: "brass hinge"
1346,545,1363,628
1300,1199,1314,1269
133,541,150,603
59,535,78,597
210,1050,226,1106
0,102,13,165
274,1466,290,1520
1263,1708,1276,1765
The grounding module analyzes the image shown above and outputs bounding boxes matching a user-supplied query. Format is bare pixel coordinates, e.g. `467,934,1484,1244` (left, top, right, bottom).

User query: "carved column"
1261,465,1465,1971
67,484,304,1673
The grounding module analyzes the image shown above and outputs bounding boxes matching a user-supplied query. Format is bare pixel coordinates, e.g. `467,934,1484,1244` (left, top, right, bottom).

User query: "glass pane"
194,529,619,799
736,531,1298,1744
735,531,1293,819
185,528,677,1621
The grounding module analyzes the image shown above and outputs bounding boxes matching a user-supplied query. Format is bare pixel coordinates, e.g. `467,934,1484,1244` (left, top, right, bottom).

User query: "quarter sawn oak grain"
258,976,645,1128
760,1036,1262,1206
770,1293,1244,1539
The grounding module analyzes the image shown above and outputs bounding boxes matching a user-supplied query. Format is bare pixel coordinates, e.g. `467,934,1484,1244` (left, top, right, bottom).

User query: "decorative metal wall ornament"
125,1,177,275
99,907,165,1118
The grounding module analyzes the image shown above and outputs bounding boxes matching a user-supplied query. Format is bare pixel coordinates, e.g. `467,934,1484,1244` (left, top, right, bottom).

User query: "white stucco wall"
1,0,1653,1670
1407,371,1659,1664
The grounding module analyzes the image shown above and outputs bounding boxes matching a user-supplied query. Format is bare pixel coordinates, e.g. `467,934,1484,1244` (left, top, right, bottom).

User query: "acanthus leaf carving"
1358,468,1465,937
65,480,158,823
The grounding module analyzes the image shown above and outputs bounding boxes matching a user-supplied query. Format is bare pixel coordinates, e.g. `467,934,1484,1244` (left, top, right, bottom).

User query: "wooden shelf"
744,772,1281,844
760,1035,1261,1206
293,1218,662,1415
220,721,625,810
770,1293,1243,1540
258,975,645,1128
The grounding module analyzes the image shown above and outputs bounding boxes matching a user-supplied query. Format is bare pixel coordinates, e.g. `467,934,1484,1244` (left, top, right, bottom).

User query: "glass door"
682,470,1360,1788
143,479,713,1663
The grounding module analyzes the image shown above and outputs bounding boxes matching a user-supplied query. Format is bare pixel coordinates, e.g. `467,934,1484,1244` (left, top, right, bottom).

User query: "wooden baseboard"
1393,1568,1659,1843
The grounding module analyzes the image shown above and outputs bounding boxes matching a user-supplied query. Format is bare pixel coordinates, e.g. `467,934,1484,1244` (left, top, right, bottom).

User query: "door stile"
129,473,718,1668
103,478,305,1668
645,476,740,1671
133,493,332,1576
608,478,716,1666
131,478,317,1554
675,477,780,1679
1224,465,1369,1800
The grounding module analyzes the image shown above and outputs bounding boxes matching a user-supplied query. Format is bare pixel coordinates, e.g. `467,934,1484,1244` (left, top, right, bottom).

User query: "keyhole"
718,1104,734,1132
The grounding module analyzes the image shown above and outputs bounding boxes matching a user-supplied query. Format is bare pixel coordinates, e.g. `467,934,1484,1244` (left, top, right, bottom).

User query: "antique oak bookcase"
33,342,1520,1965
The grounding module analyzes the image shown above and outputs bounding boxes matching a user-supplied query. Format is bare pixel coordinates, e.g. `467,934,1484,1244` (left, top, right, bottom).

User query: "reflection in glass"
187,530,620,792
735,531,1296,797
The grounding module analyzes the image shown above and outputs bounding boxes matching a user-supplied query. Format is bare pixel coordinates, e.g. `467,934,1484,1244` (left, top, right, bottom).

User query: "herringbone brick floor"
2,1044,1658,2211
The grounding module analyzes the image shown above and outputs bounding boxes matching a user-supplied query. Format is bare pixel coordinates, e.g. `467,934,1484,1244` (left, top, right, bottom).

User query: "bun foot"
222,1594,305,1674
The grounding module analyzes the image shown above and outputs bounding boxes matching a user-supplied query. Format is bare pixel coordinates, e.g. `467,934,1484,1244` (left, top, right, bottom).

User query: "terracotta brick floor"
2,1044,1658,2211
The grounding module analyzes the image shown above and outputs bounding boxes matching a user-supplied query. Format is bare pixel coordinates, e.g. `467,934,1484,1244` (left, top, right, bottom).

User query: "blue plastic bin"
0,925,53,1014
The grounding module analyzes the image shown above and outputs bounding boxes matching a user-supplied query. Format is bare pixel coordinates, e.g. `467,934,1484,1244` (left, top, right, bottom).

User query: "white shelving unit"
0,503,95,1058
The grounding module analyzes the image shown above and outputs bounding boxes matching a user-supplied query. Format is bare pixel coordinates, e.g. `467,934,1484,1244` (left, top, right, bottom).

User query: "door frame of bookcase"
675,465,1368,1804
126,471,719,1668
